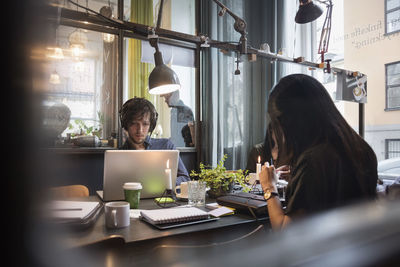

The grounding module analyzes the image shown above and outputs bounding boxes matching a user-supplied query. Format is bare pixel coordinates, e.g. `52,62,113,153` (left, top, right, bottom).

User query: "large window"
386,61,400,110
385,0,400,34
43,0,198,148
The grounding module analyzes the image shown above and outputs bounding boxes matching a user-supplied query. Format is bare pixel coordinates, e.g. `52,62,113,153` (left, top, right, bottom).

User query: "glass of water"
188,181,206,206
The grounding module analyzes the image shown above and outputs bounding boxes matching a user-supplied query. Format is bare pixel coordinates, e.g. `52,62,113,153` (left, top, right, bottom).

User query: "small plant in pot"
190,154,250,199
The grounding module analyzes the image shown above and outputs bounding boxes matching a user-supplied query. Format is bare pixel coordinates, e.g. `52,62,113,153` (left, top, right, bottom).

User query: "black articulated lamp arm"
317,0,333,62
212,0,247,54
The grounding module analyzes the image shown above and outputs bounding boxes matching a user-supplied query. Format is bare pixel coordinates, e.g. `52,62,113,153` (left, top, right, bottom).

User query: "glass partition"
43,25,119,146
123,37,196,148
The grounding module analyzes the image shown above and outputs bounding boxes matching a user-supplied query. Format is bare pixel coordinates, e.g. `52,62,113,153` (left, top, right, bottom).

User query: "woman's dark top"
285,143,377,217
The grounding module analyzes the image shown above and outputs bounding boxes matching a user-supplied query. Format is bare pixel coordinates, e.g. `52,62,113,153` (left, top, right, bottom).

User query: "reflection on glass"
123,37,196,148
42,26,118,147
128,0,195,35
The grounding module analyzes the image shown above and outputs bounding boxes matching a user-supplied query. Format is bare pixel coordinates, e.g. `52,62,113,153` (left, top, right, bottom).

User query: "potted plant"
190,154,250,198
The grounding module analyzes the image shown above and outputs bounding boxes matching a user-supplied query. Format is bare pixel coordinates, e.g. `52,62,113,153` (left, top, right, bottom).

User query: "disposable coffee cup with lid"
123,182,142,209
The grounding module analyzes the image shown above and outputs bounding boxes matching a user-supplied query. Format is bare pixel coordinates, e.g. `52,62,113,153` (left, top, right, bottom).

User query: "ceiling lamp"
148,39,181,95
148,0,180,95
49,70,61,84
69,29,87,60
295,0,323,24
100,5,115,43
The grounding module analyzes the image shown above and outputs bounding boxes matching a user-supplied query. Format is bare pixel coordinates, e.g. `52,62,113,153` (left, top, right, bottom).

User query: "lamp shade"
295,0,323,24
148,50,181,95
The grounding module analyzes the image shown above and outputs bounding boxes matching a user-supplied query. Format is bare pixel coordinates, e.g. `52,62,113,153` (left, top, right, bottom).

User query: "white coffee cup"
174,182,189,199
105,201,130,228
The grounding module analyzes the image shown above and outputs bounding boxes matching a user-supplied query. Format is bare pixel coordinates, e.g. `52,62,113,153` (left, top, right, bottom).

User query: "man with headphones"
119,97,190,185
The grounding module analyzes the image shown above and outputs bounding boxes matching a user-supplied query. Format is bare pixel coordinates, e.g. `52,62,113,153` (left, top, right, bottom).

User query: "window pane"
387,10,400,33
387,0,400,11
59,0,119,19
127,0,196,35
388,86,400,108
387,63,400,86
123,37,196,148
387,62,400,75
387,139,400,158
388,73,400,86
43,26,118,146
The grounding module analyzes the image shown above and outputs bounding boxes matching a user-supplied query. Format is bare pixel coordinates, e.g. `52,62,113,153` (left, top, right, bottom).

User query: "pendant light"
148,0,180,95
100,1,115,43
295,0,323,24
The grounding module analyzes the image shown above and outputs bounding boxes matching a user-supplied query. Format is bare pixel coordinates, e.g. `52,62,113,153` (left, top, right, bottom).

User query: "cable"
152,224,265,250
66,0,125,29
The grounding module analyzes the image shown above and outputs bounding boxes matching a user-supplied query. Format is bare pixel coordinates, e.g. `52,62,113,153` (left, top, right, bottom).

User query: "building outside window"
386,61,400,110
385,138,400,158
385,0,400,35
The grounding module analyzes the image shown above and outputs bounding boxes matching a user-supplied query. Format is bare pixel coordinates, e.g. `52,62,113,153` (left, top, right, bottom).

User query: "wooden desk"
53,196,272,266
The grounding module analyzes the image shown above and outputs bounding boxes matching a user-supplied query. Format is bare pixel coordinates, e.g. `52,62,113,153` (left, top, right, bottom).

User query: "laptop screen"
102,150,179,201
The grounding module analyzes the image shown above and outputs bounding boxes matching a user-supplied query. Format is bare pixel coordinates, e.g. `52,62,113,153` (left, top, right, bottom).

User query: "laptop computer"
97,150,179,201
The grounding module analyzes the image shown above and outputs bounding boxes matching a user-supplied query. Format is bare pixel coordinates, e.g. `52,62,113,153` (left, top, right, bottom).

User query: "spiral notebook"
140,207,218,229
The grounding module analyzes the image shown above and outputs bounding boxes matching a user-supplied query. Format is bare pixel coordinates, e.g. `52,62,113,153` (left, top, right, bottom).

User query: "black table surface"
57,196,270,248
37,195,274,266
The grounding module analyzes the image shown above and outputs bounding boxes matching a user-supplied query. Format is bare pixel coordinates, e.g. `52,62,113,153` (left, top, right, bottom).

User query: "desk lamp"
295,0,333,71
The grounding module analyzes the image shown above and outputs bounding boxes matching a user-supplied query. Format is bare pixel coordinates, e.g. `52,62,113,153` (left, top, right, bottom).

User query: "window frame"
53,0,201,154
385,61,400,111
385,138,400,159
384,0,400,35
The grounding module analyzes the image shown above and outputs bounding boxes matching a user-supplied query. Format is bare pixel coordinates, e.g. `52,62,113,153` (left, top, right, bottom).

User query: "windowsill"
384,29,400,36
384,107,400,111
176,147,197,153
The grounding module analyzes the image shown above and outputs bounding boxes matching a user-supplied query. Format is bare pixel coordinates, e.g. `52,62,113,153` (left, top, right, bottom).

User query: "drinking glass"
188,181,206,206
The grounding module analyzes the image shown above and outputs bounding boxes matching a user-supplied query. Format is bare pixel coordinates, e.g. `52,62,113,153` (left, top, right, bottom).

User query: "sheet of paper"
208,207,234,217
130,209,143,219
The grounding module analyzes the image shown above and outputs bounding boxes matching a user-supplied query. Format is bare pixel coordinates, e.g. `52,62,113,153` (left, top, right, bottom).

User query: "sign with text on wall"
336,72,367,103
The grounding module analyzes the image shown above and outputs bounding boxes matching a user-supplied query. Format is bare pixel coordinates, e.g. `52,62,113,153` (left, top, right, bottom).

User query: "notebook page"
141,207,209,224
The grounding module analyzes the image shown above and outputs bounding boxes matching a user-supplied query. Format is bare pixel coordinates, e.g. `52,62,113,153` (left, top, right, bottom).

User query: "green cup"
123,182,142,209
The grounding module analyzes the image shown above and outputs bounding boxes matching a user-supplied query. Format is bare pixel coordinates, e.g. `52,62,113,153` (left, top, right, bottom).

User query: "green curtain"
128,0,154,99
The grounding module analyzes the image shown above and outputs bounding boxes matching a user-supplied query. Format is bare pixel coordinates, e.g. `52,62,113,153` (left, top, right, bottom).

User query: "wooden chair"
50,185,89,198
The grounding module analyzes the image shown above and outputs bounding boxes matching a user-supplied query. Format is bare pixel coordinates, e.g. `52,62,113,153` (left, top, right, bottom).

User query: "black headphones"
119,97,158,134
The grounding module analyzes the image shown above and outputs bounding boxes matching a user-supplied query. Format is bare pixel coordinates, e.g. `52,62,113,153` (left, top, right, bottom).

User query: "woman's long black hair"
268,74,377,196
263,123,275,164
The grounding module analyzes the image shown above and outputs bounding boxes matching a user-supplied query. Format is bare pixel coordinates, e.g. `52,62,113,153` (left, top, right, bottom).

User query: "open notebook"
140,207,219,229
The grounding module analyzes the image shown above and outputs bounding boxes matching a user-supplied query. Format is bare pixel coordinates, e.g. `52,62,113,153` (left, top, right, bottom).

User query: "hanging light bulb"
102,32,115,43
47,47,65,60
47,26,64,60
49,70,61,84
70,44,84,59
53,47,64,59
100,4,115,43
69,29,87,60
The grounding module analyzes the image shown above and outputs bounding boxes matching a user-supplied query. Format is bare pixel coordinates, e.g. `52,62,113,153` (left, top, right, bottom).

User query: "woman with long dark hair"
259,74,377,230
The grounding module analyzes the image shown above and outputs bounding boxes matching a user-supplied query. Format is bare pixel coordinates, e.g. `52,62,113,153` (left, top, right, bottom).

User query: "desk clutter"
47,200,103,229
